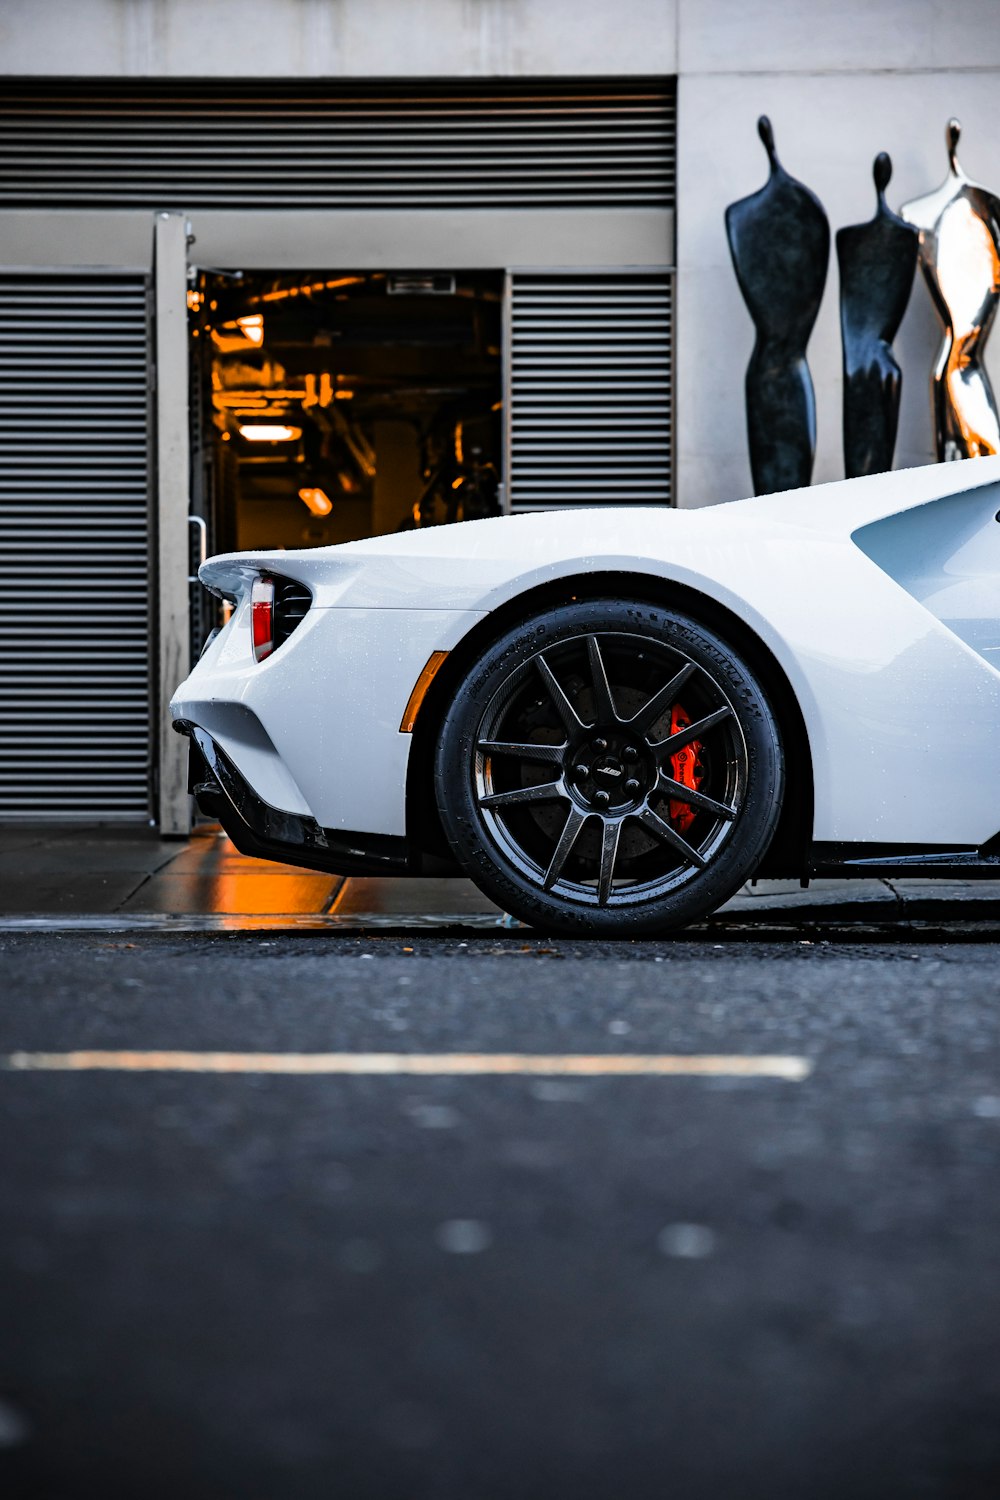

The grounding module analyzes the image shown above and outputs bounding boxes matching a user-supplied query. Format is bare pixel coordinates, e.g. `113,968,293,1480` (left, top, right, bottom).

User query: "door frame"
153,211,193,836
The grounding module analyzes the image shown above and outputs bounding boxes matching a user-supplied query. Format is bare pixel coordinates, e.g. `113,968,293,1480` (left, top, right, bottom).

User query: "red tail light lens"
251,576,275,662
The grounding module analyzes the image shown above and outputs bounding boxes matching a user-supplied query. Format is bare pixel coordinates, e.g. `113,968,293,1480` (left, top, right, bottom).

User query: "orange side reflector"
399,651,449,733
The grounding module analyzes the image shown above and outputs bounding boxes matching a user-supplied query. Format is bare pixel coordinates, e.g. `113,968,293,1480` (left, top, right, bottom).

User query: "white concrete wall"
675,0,1000,505
0,0,676,77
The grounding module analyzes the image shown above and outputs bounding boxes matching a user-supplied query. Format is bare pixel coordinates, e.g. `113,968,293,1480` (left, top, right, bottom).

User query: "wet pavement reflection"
3,823,1000,936
121,830,342,917
0,823,502,929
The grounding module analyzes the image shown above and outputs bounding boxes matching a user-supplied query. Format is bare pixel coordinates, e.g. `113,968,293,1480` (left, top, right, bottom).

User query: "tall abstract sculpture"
836,153,918,477
900,119,1000,460
726,116,830,494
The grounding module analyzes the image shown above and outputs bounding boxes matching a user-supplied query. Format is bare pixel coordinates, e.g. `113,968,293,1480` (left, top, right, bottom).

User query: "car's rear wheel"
434,599,784,935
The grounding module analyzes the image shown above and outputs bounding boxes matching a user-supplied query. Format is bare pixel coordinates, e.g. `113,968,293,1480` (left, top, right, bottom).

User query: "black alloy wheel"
434,599,784,935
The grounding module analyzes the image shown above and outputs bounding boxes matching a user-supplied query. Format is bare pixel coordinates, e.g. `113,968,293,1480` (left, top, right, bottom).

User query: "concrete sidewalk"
1,822,999,932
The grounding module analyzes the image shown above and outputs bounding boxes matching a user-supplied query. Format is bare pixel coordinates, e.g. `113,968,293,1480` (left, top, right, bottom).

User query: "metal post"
153,211,192,835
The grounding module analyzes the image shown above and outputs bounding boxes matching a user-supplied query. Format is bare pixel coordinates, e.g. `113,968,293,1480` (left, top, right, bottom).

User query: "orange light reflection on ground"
120,830,342,923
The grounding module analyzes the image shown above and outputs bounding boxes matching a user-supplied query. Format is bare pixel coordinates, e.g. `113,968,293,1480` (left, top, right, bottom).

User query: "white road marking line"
2,1051,812,1080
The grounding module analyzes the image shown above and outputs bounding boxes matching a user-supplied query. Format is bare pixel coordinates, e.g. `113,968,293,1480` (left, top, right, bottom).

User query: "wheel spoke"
652,704,734,755
586,636,620,725
597,817,623,906
479,779,565,811
543,805,588,889
626,662,697,737
657,771,738,821
636,806,708,870
535,653,584,736
478,740,567,765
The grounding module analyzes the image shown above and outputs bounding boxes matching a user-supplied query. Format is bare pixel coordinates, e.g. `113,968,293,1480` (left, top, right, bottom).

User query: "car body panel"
172,456,1000,851
173,599,486,835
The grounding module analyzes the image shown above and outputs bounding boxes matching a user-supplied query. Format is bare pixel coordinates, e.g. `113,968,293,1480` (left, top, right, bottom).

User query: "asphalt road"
1,930,999,1499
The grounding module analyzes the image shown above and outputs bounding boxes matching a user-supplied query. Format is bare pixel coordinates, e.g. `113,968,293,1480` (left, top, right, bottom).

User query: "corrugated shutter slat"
0,81,675,211
510,275,672,511
0,276,151,820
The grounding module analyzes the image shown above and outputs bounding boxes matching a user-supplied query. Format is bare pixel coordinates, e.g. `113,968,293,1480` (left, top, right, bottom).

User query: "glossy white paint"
854,485,1000,668
171,456,1000,847
173,596,485,835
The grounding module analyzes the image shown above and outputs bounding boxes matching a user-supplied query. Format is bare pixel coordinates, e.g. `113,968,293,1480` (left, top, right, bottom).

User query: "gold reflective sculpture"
901,119,1000,460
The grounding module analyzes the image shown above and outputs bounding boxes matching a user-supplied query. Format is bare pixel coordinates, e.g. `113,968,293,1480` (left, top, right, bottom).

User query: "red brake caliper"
668,704,704,833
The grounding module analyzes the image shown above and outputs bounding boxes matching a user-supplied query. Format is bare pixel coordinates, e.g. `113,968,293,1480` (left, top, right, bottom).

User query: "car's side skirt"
809,841,1000,880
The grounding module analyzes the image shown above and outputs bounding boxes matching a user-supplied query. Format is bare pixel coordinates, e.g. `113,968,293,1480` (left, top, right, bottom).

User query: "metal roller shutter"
509,274,672,511
0,79,675,211
0,275,152,820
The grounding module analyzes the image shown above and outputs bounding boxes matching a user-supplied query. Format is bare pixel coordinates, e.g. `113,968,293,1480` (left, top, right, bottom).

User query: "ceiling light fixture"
239,424,302,442
253,276,366,305
211,314,266,352
236,314,264,346
298,487,333,516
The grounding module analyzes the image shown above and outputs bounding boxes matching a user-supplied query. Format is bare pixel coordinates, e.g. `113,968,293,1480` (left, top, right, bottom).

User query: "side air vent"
273,576,313,648
0,79,675,211
509,273,673,510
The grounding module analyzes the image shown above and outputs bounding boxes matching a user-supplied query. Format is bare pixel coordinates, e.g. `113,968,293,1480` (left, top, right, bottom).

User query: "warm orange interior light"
399,652,449,733
214,390,308,406
298,487,333,516
239,424,302,442
252,276,366,305
211,314,266,353
235,314,264,346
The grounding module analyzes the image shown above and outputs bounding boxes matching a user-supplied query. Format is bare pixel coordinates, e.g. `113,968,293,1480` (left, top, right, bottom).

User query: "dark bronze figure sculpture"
900,119,1000,460
836,153,918,477
726,116,830,494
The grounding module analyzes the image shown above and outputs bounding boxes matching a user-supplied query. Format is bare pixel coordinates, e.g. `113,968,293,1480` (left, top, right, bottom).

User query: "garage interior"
191,269,504,557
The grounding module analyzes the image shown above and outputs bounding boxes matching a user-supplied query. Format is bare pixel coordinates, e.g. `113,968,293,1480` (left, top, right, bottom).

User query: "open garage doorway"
190,269,504,558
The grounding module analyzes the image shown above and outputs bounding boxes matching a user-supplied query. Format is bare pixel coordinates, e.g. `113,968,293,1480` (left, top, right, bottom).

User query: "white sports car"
171,457,1000,934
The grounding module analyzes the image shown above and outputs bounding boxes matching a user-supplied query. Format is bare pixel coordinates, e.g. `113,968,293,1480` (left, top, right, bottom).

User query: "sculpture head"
873,151,892,202
947,118,963,176
757,115,779,172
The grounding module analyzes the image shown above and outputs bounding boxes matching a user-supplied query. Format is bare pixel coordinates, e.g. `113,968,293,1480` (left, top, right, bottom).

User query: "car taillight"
251,576,275,662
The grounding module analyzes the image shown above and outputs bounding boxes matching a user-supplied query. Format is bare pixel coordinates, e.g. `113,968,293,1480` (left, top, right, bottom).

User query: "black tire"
433,598,784,935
